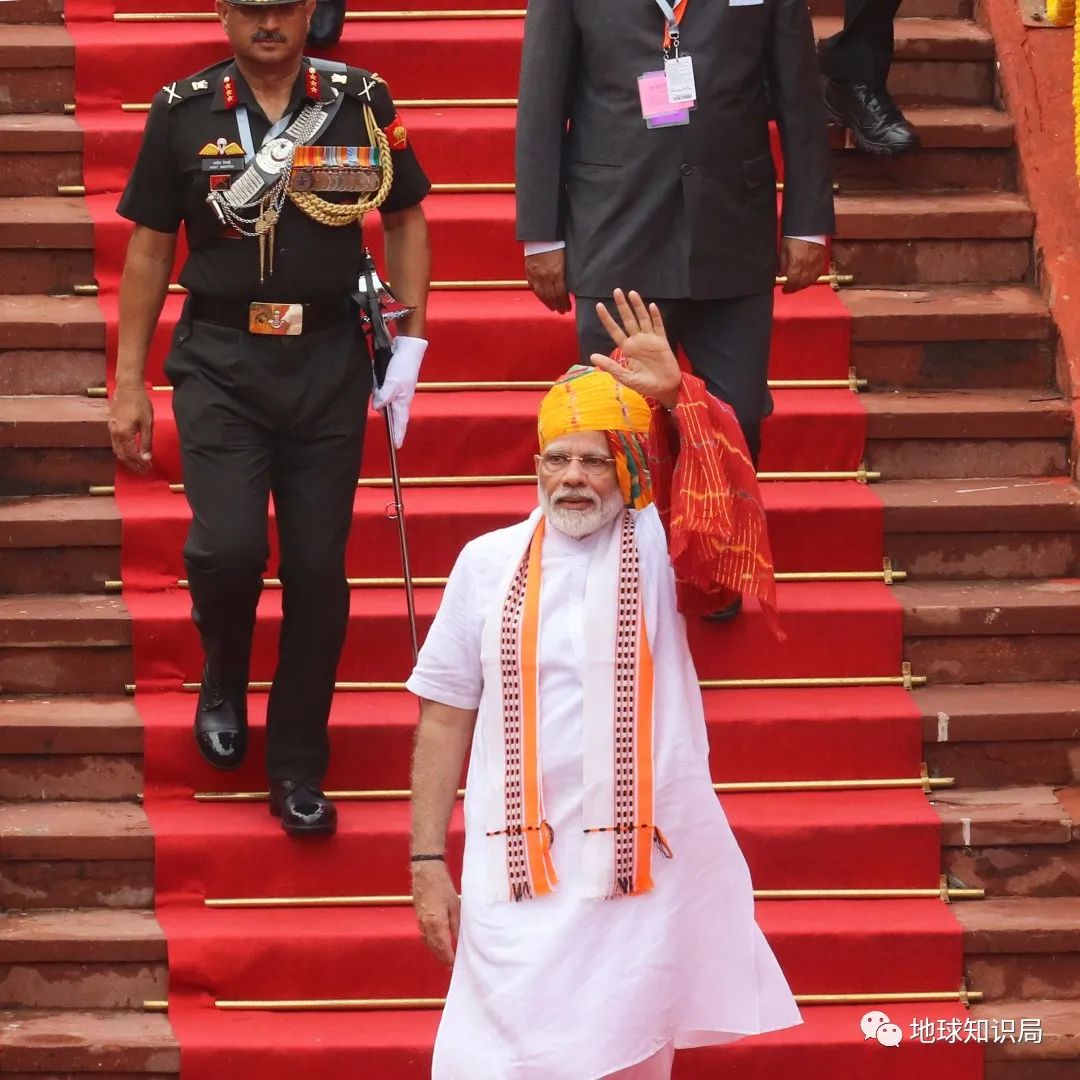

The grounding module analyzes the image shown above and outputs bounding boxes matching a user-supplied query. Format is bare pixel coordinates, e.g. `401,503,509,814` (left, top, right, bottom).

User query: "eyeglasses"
538,451,617,475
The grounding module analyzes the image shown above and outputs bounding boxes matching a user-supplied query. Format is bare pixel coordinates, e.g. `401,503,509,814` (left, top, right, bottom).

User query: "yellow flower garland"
1046,0,1078,179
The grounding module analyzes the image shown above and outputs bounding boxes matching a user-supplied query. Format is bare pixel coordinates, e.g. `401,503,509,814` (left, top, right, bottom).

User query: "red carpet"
68,0,984,1075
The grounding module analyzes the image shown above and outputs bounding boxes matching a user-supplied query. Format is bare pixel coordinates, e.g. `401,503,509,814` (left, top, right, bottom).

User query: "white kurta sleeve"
405,544,484,710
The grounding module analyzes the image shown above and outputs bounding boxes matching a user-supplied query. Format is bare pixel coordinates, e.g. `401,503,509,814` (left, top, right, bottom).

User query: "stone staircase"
1,0,1079,1076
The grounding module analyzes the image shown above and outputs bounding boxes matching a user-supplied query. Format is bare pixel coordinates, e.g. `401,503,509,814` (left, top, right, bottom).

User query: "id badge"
664,55,696,104
638,71,677,119
647,110,691,128
249,302,303,336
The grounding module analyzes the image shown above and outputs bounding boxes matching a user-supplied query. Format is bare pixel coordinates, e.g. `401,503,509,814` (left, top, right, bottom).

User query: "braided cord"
287,104,395,226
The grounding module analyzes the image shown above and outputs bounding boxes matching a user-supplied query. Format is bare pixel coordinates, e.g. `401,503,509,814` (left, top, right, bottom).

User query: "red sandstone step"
834,192,1033,240
0,0,64,23
54,0,972,20
143,788,942,893
0,900,959,1004
0,195,92,248
901,579,1080,636
0,695,140,755
56,17,993,97
978,998,1080,1078
139,386,869,481
846,285,1051,342
0,115,81,155
112,481,885,581
0,294,104,351
959,897,1080,1001
0,495,120,592
0,494,120,549
0,695,142,801
0,1008,178,1075
75,104,1014,196
0,396,109,447
0,294,105,395
0,910,165,1011
899,580,1080,684
883,477,1080,580
72,190,1036,291
921,682,1080,787
142,685,924,796
939,788,1080,917
865,390,1071,480
0,1002,996,1079
0,397,112,496
935,785,1075,847
917,683,1080,744
0,286,1051,396
864,389,1070,439
0,113,81,196
0,595,131,693
0,800,152,861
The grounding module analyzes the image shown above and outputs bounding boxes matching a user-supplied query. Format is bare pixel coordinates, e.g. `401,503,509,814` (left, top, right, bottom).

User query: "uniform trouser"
165,312,372,783
603,1042,676,1080
576,292,774,466
817,0,905,86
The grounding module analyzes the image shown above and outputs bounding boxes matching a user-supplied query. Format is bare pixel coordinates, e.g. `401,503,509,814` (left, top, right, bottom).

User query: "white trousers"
603,1042,675,1080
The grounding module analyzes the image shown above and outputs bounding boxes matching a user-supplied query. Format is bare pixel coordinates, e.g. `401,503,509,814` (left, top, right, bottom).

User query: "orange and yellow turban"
537,365,653,509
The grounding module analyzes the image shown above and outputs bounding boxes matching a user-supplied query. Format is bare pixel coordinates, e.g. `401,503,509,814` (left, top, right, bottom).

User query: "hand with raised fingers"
589,289,681,408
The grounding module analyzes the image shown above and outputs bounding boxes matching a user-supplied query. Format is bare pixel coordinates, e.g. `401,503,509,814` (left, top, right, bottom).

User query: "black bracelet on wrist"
410,853,445,863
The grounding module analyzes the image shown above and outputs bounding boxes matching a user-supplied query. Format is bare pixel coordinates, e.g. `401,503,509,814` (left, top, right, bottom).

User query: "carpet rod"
191,774,954,802
203,881,986,908
87,467,881,498
130,668,928,694
98,565,907,591
87,372,868,393
72,273,854,294
141,986,982,1012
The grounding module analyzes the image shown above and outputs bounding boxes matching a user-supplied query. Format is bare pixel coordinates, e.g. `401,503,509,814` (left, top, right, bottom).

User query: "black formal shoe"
194,670,248,770
703,596,744,623
307,0,346,48
269,780,338,837
823,79,921,156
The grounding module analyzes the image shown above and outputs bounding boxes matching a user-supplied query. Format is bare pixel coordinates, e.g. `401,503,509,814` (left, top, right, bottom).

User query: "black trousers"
575,292,774,465
165,311,372,783
818,0,905,86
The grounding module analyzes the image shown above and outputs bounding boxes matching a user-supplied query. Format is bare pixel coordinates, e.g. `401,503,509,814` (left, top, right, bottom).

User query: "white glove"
373,335,427,449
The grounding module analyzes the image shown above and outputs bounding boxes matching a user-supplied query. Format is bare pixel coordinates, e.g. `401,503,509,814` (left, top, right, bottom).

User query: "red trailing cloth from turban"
646,371,783,639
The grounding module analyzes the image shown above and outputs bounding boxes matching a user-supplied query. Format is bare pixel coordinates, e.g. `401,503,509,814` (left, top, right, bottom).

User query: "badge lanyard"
642,0,696,117
653,0,689,55
235,106,295,166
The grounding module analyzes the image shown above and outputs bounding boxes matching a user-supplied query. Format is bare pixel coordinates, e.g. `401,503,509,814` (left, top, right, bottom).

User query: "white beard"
538,481,625,539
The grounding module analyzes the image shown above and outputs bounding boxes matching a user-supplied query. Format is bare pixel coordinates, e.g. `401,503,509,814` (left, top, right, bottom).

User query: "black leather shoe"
703,596,743,622
307,0,346,48
269,780,338,837
194,670,248,770
823,79,921,155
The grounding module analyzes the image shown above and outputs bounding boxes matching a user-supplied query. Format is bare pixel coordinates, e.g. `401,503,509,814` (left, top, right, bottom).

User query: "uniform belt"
189,295,355,333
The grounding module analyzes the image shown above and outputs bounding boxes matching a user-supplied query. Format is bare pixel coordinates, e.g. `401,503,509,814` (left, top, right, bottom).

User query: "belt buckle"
249,302,303,336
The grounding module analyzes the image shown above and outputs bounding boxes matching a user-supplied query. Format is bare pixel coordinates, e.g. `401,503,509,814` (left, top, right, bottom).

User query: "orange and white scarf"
481,508,670,902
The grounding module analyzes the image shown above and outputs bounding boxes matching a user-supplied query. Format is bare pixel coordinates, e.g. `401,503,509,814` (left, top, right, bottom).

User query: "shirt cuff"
524,240,567,257
783,235,828,246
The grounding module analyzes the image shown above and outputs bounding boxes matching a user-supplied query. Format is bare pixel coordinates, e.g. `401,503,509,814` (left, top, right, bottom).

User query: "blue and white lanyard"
235,106,294,166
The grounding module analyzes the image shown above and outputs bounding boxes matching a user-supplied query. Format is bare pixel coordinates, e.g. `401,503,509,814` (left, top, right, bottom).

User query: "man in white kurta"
406,291,801,1079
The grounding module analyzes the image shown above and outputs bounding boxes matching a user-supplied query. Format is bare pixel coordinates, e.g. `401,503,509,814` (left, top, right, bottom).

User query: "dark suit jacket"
515,0,836,299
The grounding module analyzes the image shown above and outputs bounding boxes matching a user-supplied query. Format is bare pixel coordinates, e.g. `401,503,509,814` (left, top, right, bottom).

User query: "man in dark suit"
819,0,920,154
515,0,835,477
